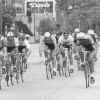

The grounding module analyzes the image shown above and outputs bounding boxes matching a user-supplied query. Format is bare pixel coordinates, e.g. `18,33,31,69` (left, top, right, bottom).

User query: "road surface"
1,44,100,100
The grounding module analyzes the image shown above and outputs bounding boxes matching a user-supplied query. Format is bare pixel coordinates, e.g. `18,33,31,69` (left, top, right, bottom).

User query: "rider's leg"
89,52,94,77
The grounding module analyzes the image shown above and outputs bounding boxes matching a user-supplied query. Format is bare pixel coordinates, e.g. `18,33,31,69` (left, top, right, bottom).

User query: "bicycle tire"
20,62,24,82
84,62,90,88
49,64,53,79
5,62,9,87
0,68,1,89
46,63,49,80
15,60,20,83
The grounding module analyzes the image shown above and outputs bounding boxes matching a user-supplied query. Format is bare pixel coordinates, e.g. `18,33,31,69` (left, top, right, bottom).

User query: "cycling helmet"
88,29,94,35
7,31,14,37
74,28,80,33
77,32,85,39
44,32,51,38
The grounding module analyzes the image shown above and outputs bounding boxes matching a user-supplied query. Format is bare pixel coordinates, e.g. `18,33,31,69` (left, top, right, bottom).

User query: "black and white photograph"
0,0,100,100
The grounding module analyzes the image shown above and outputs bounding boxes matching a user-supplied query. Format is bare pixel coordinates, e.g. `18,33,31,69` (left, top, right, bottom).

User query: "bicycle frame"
63,47,71,77
78,50,90,88
43,49,53,80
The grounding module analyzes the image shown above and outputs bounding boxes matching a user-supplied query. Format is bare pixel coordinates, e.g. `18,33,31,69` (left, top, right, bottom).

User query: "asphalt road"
1,44,100,100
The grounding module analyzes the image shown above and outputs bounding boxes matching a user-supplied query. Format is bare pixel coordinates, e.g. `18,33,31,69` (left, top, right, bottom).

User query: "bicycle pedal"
90,77,95,84
70,69,74,73
2,68,6,74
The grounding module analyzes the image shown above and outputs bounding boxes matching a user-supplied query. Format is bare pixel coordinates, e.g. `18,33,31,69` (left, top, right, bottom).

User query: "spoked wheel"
0,71,2,89
16,72,19,83
84,64,90,88
49,64,53,79
5,63,9,87
20,69,24,82
10,73,13,85
0,67,2,89
45,60,53,80
63,60,68,77
15,63,20,83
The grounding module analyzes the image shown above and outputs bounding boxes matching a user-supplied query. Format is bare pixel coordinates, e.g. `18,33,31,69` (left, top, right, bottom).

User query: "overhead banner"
26,2,53,13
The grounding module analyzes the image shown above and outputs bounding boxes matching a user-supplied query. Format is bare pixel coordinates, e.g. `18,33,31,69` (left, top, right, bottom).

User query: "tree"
1,3,16,35
36,18,54,36
15,21,33,36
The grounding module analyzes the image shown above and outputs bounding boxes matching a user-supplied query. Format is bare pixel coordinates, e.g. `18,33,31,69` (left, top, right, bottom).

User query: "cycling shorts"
18,46,26,53
7,46,16,53
44,43,55,51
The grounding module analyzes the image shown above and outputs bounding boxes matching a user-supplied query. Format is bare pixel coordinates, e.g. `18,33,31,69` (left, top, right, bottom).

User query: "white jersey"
58,34,74,45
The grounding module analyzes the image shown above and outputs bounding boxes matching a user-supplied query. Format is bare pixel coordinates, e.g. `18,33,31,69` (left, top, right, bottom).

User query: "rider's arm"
51,35,58,51
3,47,7,57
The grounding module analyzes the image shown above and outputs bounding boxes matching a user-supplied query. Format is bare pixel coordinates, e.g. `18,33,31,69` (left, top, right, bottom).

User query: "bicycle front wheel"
84,63,90,88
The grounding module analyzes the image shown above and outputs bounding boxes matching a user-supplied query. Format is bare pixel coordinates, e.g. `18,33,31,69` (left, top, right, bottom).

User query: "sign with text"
26,2,53,13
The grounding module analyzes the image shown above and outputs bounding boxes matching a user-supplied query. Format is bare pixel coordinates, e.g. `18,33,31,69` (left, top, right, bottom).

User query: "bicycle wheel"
10,65,14,85
63,60,67,77
16,61,20,83
49,63,53,79
0,66,2,89
5,62,9,87
84,63,90,88
20,61,24,82
45,60,50,80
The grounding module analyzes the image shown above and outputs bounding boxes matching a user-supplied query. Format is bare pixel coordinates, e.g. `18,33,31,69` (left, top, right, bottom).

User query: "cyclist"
77,32,95,84
58,31,74,73
55,24,62,43
87,29,99,61
72,28,80,43
39,32,58,74
3,31,19,72
18,33,31,69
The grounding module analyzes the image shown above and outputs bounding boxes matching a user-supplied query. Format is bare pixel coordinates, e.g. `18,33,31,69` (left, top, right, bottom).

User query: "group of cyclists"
39,24,99,84
0,27,31,88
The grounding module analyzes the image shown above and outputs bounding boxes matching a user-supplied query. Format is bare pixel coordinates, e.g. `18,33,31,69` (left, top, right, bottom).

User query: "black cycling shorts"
45,43,55,50
18,46,26,53
7,46,16,53
82,44,94,52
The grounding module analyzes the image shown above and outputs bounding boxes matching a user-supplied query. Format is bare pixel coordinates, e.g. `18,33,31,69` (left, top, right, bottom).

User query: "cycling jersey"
19,39,30,53
3,37,19,47
77,35,94,51
2,37,19,53
58,34,74,45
